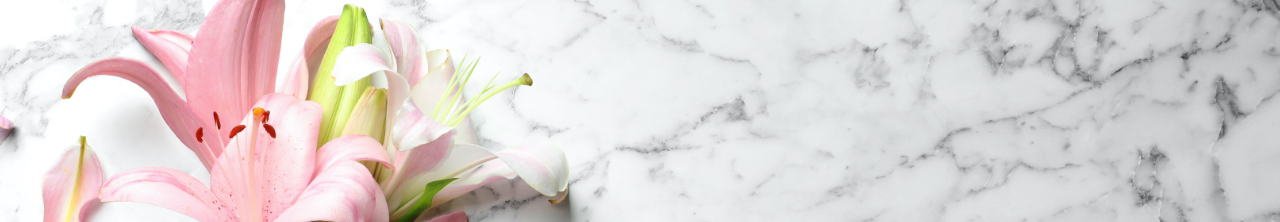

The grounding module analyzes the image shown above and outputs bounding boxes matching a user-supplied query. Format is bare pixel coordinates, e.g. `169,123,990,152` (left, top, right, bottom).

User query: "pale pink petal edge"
99,167,233,221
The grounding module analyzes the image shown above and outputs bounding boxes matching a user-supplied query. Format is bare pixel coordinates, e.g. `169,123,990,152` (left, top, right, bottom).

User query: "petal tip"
62,88,76,99
549,189,568,204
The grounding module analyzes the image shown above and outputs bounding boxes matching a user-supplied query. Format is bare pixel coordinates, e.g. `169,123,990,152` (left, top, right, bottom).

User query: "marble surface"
3,0,1280,221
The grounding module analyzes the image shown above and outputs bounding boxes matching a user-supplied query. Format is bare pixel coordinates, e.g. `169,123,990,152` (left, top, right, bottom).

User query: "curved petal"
432,162,514,207
0,115,11,144
275,161,390,222
131,26,192,84
391,100,453,152
281,15,340,98
422,49,456,88
421,211,468,222
316,135,393,176
328,42,412,148
98,167,233,221
332,43,394,86
382,71,411,144
409,50,456,118
492,143,570,195
430,143,570,206
210,93,320,221
42,137,102,222
380,19,425,86
185,0,286,146
385,132,455,210
62,58,222,170
411,49,479,145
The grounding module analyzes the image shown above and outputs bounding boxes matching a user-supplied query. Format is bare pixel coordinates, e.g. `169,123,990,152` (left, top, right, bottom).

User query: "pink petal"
316,135,392,177
210,93,320,221
0,115,11,144
42,139,102,222
421,211,468,222
98,167,234,221
131,26,192,85
256,94,322,220
380,19,426,86
425,145,513,206
391,100,454,152
184,0,286,146
275,161,390,222
62,58,222,170
281,15,340,98
431,144,570,206
385,131,455,209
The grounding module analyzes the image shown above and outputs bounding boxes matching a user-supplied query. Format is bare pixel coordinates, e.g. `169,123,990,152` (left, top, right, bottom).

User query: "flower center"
226,108,276,139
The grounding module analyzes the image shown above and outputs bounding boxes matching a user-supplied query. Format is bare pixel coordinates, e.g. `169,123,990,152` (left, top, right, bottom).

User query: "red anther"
229,125,246,139
196,127,204,143
263,124,276,138
262,110,271,123
213,112,222,129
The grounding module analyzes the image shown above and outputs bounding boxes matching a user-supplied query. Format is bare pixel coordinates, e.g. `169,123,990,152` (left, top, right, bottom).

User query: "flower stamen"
213,112,222,129
228,125,246,139
430,56,534,127
263,124,276,138
446,73,531,126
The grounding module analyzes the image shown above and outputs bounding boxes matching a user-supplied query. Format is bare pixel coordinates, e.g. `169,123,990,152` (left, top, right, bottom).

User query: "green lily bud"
341,86,389,175
340,86,388,141
309,4,374,146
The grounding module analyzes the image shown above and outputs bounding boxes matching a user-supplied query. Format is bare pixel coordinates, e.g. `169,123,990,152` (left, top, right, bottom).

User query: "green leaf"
398,178,459,222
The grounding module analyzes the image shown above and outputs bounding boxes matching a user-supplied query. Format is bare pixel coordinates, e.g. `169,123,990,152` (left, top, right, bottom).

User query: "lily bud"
309,4,375,146
341,87,389,174
341,87,388,141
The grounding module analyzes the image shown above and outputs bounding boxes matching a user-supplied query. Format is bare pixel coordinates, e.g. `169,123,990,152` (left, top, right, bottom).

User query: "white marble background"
3,0,1280,221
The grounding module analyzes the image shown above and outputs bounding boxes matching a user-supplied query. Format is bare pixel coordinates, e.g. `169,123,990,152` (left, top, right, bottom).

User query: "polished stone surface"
4,0,1280,221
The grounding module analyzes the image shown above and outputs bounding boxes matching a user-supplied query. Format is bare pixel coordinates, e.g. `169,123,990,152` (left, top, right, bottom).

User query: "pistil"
247,107,266,221
429,57,534,127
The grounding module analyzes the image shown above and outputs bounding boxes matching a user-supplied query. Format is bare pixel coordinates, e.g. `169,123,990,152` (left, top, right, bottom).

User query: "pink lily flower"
42,137,103,222
55,0,394,220
323,19,571,221
98,93,393,221
63,0,288,171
